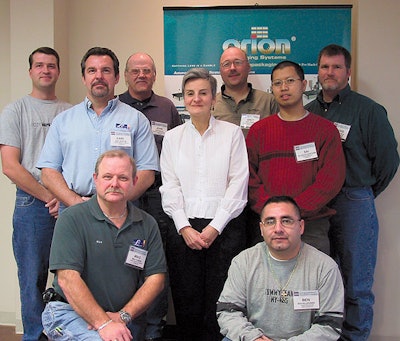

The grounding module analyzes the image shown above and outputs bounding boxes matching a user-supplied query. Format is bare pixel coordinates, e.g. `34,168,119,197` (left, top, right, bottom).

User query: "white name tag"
125,245,148,270
294,142,318,162
293,290,320,311
110,131,132,148
240,114,260,129
151,121,168,136
334,122,351,142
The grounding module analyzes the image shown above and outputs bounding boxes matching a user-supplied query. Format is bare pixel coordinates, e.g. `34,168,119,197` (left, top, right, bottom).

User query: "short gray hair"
95,150,137,178
181,68,217,98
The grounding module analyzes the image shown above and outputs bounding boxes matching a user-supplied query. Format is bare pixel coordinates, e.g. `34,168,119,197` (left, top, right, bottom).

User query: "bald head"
219,46,250,91
124,52,157,100
220,46,248,64
125,53,156,73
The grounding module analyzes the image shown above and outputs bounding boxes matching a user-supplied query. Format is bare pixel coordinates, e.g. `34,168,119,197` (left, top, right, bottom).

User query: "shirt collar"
89,195,143,226
119,90,154,108
85,96,119,113
221,83,253,102
316,83,351,106
188,115,216,135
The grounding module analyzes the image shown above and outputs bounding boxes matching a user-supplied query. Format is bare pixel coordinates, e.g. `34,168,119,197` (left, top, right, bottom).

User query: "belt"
43,288,68,304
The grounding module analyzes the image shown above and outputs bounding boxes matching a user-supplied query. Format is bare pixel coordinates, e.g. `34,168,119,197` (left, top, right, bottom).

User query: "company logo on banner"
222,26,292,70
223,26,291,54
163,6,352,107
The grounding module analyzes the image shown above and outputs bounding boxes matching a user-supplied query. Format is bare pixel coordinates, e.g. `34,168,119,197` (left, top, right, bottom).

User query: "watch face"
120,310,132,323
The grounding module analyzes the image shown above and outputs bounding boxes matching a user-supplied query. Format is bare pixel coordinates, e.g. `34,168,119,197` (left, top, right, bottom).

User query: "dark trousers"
166,213,246,341
137,185,169,339
246,206,262,248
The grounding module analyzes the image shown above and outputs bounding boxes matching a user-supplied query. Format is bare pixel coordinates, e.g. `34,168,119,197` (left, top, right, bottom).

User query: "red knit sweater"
246,113,346,218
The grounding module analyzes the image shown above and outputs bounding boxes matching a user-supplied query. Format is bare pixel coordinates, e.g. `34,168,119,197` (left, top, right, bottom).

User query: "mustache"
92,81,107,87
105,188,123,194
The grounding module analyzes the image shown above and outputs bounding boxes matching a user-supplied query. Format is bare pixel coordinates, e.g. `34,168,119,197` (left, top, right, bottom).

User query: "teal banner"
163,6,352,108
164,6,351,75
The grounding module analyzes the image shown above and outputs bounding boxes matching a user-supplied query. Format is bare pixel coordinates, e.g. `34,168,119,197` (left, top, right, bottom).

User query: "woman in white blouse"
160,68,249,341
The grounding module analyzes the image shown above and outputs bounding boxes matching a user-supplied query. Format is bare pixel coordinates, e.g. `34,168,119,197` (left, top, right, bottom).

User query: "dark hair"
182,68,217,98
29,47,60,70
318,44,351,69
95,150,136,178
261,196,301,218
271,60,304,81
81,47,119,77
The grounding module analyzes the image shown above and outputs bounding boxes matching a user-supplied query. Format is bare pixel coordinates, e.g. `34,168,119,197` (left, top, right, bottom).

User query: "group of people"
0,42,398,341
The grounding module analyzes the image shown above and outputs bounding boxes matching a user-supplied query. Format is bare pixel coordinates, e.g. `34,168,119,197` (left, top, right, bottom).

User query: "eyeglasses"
271,78,301,88
220,59,246,69
260,218,301,228
128,68,153,76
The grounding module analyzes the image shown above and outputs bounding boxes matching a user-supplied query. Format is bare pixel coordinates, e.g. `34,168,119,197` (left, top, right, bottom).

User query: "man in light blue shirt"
37,47,159,208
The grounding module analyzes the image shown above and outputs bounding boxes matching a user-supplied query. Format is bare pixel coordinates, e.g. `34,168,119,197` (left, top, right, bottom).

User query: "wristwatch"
119,310,132,324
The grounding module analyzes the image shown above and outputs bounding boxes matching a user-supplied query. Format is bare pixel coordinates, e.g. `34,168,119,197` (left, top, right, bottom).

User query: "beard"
321,81,340,92
90,82,110,98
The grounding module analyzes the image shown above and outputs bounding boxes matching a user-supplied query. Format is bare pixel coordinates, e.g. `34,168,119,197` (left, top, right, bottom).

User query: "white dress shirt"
160,115,249,234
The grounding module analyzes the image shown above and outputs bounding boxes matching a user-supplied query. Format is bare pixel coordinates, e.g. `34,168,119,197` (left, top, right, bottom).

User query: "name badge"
125,245,148,270
110,131,132,148
294,142,318,162
240,114,260,129
151,121,168,136
334,122,351,142
293,290,320,311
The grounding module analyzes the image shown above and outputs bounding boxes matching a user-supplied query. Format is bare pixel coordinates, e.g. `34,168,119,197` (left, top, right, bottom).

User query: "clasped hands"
181,225,219,250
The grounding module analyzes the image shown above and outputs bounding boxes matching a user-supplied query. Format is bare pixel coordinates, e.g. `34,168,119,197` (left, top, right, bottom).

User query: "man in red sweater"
246,61,345,254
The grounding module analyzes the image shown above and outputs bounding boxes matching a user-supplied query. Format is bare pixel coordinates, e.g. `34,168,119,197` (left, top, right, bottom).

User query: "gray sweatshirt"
217,242,344,341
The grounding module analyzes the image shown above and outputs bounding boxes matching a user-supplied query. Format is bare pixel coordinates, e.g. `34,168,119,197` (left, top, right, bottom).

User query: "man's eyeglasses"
128,68,153,76
260,217,301,228
271,78,301,88
220,59,246,69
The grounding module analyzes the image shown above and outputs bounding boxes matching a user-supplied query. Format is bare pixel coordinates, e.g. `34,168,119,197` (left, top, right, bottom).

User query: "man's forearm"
0,145,54,203
41,168,83,207
6,167,53,203
57,269,110,329
122,273,165,318
129,170,155,201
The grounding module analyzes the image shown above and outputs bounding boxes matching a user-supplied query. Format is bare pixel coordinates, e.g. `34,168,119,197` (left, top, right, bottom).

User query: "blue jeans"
42,301,145,340
329,187,378,341
12,188,56,341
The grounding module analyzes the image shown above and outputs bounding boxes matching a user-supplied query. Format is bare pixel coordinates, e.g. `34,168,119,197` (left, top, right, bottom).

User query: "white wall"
0,0,399,339
0,0,16,327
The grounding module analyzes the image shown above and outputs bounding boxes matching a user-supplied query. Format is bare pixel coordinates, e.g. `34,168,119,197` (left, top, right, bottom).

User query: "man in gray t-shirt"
0,47,71,341
217,196,344,341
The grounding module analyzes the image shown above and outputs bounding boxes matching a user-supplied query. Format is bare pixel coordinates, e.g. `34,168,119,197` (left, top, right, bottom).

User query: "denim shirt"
37,97,159,196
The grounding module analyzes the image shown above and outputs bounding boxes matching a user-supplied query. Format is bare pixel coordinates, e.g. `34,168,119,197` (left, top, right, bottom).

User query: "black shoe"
39,333,48,340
